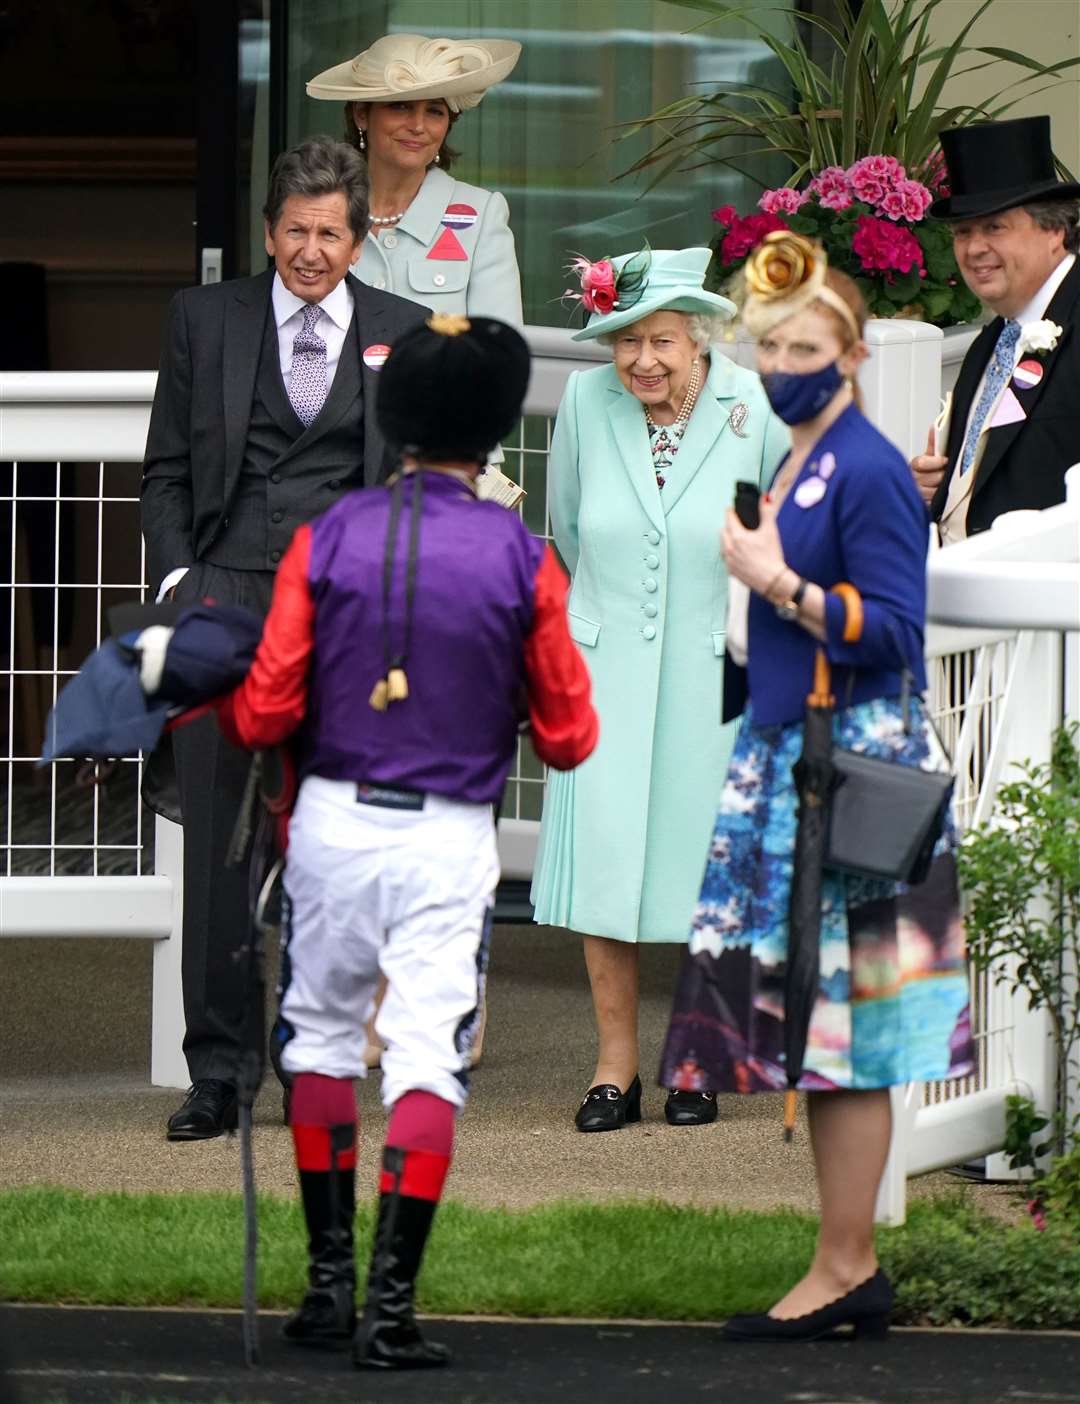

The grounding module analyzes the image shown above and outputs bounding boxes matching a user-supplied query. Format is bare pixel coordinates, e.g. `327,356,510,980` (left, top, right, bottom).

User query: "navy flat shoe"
722,1268,892,1342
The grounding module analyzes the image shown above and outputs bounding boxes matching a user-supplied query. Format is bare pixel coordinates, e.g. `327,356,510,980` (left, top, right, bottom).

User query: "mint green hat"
571,246,736,342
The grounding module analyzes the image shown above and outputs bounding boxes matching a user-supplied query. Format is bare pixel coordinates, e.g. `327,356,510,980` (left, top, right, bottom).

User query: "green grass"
1,1188,1079,1329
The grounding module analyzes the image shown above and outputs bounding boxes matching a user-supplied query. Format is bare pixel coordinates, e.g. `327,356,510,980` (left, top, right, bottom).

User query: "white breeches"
278,775,498,1109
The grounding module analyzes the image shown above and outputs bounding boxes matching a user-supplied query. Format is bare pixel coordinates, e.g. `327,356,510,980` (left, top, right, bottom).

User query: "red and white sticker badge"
363,344,391,370
441,203,477,230
1013,358,1044,391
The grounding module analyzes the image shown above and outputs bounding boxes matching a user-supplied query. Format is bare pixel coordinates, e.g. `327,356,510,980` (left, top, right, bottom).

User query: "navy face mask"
760,361,844,425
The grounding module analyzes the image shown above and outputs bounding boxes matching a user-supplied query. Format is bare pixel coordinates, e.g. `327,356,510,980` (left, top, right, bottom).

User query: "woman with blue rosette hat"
531,246,789,1132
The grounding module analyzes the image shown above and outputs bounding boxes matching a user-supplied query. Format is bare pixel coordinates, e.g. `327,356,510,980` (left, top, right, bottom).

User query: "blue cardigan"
736,403,928,727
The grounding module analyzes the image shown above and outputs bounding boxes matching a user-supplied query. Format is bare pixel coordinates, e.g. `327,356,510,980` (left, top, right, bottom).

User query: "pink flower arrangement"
707,150,981,327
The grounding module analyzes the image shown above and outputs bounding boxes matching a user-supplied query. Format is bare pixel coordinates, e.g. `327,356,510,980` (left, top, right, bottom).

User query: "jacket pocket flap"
407,262,470,295
568,611,601,648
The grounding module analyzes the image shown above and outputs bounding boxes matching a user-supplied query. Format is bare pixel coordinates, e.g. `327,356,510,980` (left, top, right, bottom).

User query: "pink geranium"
810,165,853,211
758,186,810,215
898,178,933,221
719,211,790,264
852,214,925,276
712,204,738,225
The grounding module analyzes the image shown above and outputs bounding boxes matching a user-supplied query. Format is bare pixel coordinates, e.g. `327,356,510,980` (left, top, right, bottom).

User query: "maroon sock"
381,1090,455,1200
290,1072,357,1171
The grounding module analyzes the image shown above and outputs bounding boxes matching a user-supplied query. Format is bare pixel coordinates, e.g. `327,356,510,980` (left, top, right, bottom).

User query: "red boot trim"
378,1147,450,1201
292,1123,358,1173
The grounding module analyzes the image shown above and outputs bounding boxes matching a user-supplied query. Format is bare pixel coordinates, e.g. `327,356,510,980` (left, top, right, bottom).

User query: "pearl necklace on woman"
368,211,405,227
645,357,703,488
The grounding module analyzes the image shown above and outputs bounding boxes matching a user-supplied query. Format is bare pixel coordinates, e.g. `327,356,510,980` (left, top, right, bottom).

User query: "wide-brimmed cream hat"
307,33,521,113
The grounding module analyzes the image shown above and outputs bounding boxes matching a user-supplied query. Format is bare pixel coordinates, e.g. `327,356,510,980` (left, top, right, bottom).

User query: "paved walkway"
4,1305,1080,1404
0,924,1011,1214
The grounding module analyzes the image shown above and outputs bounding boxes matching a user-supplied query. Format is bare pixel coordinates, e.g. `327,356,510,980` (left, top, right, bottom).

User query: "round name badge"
363,343,390,370
442,203,478,229
818,451,837,480
1013,358,1043,390
794,476,827,509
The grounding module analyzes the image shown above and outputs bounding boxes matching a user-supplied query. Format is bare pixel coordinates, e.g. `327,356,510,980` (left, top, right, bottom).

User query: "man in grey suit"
142,137,427,1139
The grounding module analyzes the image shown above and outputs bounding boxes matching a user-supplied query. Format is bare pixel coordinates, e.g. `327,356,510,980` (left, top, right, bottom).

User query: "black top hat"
930,115,1080,221
377,314,530,462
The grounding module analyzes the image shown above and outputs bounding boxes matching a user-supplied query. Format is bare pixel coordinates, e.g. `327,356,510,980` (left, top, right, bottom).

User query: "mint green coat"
353,167,522,322
531,354,789,943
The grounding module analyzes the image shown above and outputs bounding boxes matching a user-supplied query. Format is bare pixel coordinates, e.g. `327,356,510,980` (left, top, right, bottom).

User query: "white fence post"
874,1083,920,1226
150,814,188,1088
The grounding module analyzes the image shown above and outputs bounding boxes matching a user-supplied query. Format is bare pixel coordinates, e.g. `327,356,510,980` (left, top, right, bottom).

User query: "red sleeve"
217,525,315,750
522,545,599,770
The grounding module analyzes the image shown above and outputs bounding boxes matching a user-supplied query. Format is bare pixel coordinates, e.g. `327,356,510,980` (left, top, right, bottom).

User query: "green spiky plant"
619,0,1080,191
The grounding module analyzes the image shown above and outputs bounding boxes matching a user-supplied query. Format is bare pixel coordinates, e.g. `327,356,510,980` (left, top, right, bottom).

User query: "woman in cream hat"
308,34,522,322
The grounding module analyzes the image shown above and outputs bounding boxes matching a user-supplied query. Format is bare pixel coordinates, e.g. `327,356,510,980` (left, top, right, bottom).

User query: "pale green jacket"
353,167,522,323
531,354,789,942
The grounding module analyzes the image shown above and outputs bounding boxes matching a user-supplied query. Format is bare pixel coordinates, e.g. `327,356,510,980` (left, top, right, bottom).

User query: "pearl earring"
433,149,440,165
357,128,366,152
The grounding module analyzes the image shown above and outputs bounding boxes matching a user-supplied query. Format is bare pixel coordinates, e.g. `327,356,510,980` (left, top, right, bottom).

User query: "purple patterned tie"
288,303,328,427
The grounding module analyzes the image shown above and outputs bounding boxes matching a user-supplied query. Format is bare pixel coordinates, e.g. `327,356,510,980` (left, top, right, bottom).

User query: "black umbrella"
784,648,836,1141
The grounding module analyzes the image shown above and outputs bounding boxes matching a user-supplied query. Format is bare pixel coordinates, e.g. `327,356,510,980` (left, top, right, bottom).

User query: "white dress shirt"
157,273,357,600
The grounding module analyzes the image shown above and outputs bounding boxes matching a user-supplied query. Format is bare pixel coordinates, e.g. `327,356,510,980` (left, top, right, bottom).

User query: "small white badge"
818,451,837,480
794,476,827,509
728,402,750,438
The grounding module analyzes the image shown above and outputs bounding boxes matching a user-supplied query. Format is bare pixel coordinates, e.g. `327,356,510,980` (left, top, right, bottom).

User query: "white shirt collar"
1015,253,1075,326
271,271,354,331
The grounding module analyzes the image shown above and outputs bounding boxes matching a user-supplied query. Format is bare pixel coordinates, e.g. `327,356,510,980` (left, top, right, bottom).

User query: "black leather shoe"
664,1089,718,1126
722,1269,893,1342
166,1080,238,1141
574,1075,642,1132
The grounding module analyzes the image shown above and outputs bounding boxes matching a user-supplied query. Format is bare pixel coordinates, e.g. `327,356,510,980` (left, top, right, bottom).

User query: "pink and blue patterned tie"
958,318,1020,476
288,303,328,428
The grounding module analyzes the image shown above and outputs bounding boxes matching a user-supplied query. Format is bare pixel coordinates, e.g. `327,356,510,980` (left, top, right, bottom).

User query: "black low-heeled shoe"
722,1268,892,1342
664,1089,717,1126
574,1075,642,1132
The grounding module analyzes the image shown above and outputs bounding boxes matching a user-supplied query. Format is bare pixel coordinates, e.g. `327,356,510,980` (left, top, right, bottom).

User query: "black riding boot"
352,1146,450,1371
283,1125,356,1349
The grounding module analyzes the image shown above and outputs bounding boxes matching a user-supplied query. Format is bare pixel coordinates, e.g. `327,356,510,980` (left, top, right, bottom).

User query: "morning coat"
355,167,522,322
930,257,1080,537
531,353,789,943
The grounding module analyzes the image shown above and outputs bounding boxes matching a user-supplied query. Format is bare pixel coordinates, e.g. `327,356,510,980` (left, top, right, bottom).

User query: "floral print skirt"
661,697,976,1093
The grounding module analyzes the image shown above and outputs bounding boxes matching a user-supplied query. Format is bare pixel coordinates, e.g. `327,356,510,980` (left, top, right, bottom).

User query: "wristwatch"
775,576,807,622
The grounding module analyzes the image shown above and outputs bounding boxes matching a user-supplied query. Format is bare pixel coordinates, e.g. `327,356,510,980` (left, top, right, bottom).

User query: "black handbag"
823,660,954,887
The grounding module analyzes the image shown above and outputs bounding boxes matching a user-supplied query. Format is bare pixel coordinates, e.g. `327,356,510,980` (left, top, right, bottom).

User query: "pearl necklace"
368,211,405,227
644,357,702,432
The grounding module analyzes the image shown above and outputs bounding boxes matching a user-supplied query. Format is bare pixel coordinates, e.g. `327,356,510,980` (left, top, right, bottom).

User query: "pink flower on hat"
712,204,738,226
567,255,617,314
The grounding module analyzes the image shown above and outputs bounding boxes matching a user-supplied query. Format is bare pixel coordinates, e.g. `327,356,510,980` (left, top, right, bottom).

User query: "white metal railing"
0,322,1054,1177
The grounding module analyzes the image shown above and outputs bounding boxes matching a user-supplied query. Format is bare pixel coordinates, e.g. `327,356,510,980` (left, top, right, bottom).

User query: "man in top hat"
911,115,1080,542
215,314,598,1369
141,136,426,1141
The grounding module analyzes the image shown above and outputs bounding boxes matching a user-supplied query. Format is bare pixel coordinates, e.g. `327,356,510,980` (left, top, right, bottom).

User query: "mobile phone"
734,480,761,530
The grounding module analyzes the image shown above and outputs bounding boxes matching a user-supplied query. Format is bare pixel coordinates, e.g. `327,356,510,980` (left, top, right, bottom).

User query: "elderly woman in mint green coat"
532,247,788,1132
